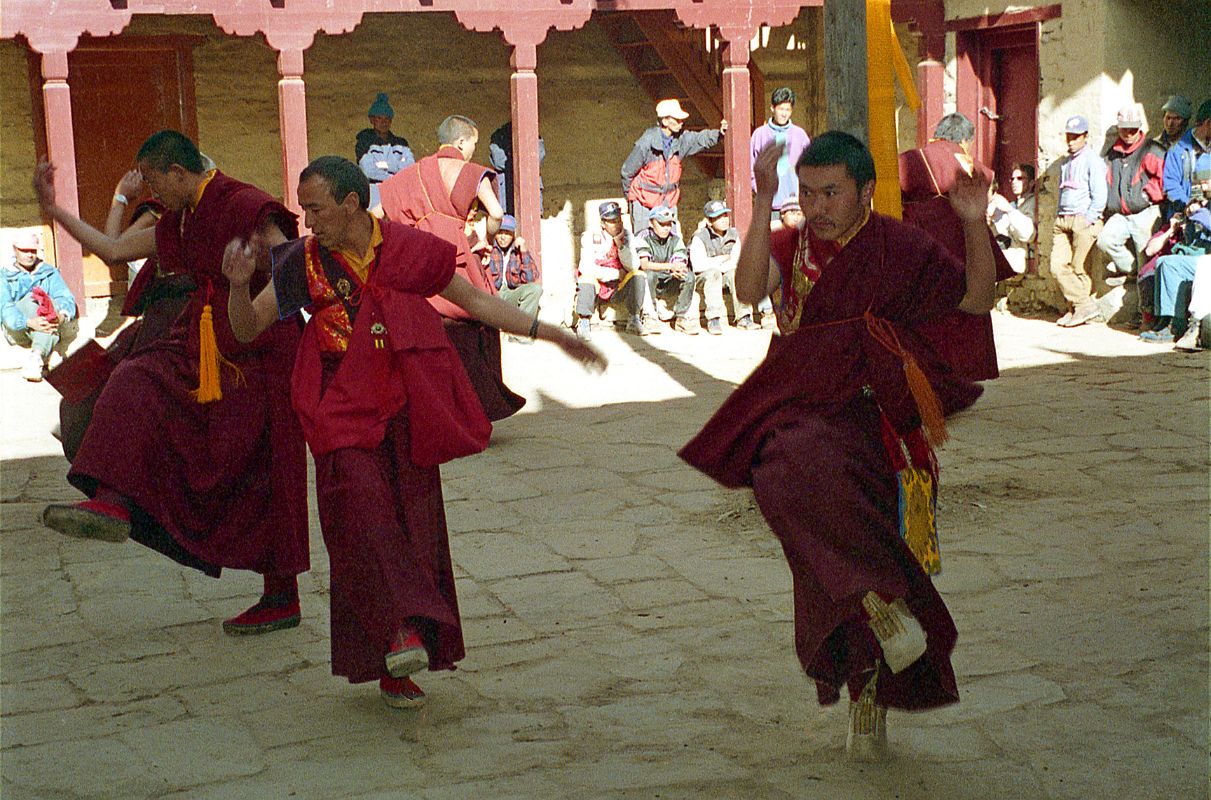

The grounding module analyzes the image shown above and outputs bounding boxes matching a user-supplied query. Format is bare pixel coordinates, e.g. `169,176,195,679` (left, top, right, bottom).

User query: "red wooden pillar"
510,42,542,272
40,50,85,311
276,48,309,216
916,59,944,147
720,38,753,235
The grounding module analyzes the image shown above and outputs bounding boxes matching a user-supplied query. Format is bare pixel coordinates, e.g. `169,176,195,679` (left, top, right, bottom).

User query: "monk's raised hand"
222,237,257,286
753,142,783,198
33,159,57,208
947,169,992,225
116,169,143,199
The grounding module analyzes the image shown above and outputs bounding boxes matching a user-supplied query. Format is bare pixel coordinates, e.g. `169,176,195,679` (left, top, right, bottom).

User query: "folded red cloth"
30,286,58,323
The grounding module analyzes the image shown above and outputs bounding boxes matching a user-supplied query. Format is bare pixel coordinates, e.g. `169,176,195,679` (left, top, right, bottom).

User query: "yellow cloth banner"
866,0,920,219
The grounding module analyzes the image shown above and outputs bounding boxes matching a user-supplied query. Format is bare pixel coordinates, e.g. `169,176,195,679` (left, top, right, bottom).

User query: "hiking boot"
385,626,429,678
1139,328,1174,343
863,592,927,674
706,318,724,336
22,351,45,382
735,315,760,330
625,315,658,336
673,316,699,335
1174,318,1205,351
380,675,426,709
222,594,301,635
575,318,591,340
846,671,888,762
42,499,131,543
1058,303,1101,327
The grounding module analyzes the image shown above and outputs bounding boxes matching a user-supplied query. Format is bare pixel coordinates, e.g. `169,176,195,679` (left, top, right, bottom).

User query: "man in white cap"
1097,104,1167,282
621,98,727,234
1050,114,1107,327
2,230,77,381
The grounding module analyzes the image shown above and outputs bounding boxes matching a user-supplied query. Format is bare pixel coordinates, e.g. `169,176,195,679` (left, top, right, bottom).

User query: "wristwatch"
113,193,129,205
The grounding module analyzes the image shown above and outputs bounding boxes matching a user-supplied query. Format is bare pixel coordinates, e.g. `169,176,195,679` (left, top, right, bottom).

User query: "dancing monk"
379,114,525,422
223,156,604,708
35,130,309,635
681,132,998,759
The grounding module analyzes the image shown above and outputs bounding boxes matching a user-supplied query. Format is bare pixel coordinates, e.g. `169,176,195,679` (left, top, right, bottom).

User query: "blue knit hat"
368,93,394,119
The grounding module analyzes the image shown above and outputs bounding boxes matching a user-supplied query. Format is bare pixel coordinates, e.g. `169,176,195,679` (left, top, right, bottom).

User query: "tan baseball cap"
655,99,690,120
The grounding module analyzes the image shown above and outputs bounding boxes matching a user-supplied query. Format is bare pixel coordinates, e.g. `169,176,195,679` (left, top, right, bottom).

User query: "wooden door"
29,37,198,295
956,24,1039,186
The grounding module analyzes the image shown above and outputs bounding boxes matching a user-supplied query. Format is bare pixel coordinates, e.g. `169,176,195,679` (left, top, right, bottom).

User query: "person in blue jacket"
2,230,77,381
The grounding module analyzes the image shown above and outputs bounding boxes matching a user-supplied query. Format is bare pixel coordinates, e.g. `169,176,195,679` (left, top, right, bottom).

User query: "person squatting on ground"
575,201,655,339
379,113,525,423
223,155,604,707
34,130,311,635
688,199,759,335
484,214,542,342
2,230,77,382
635,204,692,333
680,132,999,760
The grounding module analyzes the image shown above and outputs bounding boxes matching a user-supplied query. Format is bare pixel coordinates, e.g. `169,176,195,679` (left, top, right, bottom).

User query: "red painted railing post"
41,50,85,312
721,37,753,235
276,48,309,217
510,41,542,273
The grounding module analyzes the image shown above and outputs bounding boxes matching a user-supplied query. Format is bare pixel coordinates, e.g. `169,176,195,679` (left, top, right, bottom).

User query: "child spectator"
636,204,694,333
485,215,542,342
689,200,757,334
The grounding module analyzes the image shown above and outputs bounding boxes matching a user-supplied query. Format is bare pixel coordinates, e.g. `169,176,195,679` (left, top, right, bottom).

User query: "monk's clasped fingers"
221,237,256,285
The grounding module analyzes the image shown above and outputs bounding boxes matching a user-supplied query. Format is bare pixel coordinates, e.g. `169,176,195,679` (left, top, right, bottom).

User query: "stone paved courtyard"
1,313,1206,799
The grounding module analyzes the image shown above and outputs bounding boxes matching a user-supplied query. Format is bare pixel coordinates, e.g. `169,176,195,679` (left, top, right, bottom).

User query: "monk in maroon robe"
378,114,525,422
224,156,603,708
34,130,309,635
899,124,1017,382
682,133,998,760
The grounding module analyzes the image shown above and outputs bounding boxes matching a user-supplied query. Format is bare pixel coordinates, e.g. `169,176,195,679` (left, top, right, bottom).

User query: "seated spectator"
778,199,805,231
1137,212,1185,331
355,93,415,208
1162,98,1211,220
636,204,693,333
1097,105,1166,282
988,163,1037,275
1173,254,1211,351
1155,95,1192,151
2,231,77,382
576,201,654,340
689,200,757,334
485,215,542,342
1141,205,1211,344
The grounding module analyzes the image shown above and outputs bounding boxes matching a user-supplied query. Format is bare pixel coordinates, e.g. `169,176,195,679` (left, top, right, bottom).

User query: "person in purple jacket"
750,87,811,230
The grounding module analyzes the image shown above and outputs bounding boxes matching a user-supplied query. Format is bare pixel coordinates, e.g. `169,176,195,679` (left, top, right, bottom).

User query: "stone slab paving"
1,314,1206,799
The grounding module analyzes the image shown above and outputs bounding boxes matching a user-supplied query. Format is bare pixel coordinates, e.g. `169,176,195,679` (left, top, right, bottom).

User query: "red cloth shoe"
222,595,301,636
380,675,426,709
385,626,428,678
41,499,131,543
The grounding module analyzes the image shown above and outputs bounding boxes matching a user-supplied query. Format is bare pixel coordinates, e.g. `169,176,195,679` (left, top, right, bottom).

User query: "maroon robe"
680,213,996,710
67,172,308,578
379,148,525,422
899,140,1016,382
271,220,490,682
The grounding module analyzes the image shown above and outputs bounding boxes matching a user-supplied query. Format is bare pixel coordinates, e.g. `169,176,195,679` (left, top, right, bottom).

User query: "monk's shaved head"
136,130,205,174
437,115,478,145
300,156,370,210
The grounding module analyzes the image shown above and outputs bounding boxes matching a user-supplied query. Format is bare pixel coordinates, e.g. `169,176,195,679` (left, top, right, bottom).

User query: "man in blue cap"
689,199,758,334
1050,114,1107,327
576,201,653,338
485,214,542,341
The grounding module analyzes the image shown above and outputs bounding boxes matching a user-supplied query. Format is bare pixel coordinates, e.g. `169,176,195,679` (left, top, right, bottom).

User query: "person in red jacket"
621,99,726,234
1097,104,1167,280
224,156,603,709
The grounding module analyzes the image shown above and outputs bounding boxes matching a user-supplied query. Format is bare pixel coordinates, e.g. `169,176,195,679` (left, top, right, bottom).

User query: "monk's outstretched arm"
223,237,280,343
439,275,606,371
477,177,504,237
949,170,997,314
735,143,783,306
34,160,156,263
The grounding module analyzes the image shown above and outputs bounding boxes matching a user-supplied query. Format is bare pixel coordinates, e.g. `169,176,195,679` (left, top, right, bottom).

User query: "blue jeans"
1154,254,1200,320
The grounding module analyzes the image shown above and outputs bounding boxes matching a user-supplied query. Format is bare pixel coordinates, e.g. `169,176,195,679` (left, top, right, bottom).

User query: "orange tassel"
190,302,244,404
902,354,948,447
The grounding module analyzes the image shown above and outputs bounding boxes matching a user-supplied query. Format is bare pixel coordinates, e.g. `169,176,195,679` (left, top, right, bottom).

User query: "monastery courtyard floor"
1,311,1206,799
